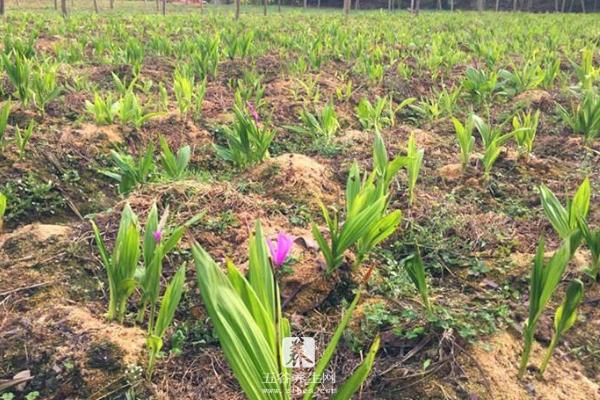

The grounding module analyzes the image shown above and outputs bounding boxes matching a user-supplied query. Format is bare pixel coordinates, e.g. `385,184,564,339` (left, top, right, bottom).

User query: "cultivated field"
0,6,599,400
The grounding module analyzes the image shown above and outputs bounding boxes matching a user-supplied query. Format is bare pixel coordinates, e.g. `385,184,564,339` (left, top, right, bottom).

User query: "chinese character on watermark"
283,337,315,368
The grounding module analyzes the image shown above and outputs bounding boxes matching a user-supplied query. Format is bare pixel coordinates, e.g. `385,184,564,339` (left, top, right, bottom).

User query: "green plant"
30,63,62,115
123,38,144,76
472,115,512,149
100,144,155,195
433,86,462,117
541,55,561,89
0,192,6,232
91,204,140,323
539,178,590,239
146,265,186,378
215,105,275,168
2,53,32,105
159,136,191,180
137,204,186,325
577,218,600,280
518,237,576,378
512,109,540,158
190,35,219,80
173,70,194,119
557,91,600,143
473,115,513,180
232,71,265,109
452,115,475,170
192,78,207,122
193,221,380,400
223,30,254,60
313,138,402,275
463,67,499,106
499,61,544,97
481,138,504,180
294,76,320,104
574,48,598,92
0,100,11,152
118,90,160,130
539,279,584,376
158,82,169,111
112,73,138,95
402,251,433,316
350,166,403,269
335,80,353,102
410,97,442,123
24,392,39,400
293,102,340,143
313,182,390,275
371,131,408,197
14,120,34,160
85,92,121,125
405,133,424,206
356,96,413,132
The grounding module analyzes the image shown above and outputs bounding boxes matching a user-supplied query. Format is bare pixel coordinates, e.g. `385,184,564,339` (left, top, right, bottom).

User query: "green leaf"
192,244,283,400
403,251,431,313
0,192,7,231
540,185,571,238
154,265,186,337
304,291,362,400
331,335,380,400
248,221,276,321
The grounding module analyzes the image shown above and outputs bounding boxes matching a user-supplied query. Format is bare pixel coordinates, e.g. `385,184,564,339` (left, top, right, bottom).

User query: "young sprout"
192,78,207,122
0,100,10,153
452,115,475,170
539,279,584,376
137,203,185,324
2,53,32,106
574,48,598,92
292,102,340,144
173,70,194,119
556,90,600,143
30,63,62,116
473,115,513,180
512,109,540,159
405,133,424,207
402,250,433,316
215,104,275,168
100,144,156,195
577,218,600,280
14,120,34,160
159,136,191,180
146,265,186,379
85,92,121,125
518,237,575,378
0,192,6,232
91,203,140,323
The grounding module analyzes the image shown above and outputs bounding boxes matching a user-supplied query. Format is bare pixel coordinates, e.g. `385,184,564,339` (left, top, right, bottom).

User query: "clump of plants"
312,133,404,275
193,221,380,400
215,103,275,168
90,203,201,377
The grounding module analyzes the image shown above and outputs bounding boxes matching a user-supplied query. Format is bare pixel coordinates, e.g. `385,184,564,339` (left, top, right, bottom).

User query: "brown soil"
458,332,600,400
247,153,340,210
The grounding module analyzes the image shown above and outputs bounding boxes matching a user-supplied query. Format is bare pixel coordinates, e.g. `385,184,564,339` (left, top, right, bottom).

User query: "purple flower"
152,229,162,243
246,101,260,124
267,232,294,268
